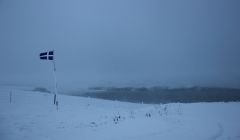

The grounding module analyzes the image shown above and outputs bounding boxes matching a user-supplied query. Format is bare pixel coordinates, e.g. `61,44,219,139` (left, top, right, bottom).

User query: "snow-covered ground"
0,86,240,140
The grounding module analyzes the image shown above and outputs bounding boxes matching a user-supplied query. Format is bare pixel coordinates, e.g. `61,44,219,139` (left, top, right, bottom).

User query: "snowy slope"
0,86,240,140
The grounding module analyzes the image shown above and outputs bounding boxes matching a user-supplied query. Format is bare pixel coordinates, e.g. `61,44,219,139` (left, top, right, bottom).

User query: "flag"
40,51,54,60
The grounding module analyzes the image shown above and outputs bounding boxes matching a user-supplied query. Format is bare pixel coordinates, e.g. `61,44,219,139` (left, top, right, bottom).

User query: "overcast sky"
0,0,240,91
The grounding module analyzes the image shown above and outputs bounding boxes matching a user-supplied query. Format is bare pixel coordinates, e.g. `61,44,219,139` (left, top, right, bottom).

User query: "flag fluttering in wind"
39,50,58,107
40,51,54,60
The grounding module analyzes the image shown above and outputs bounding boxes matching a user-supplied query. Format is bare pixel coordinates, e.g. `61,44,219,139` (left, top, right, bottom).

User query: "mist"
1,0,240,92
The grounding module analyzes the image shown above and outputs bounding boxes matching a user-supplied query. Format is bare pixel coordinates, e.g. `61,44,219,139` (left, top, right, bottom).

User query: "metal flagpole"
40,50,58,108
52,51,58,105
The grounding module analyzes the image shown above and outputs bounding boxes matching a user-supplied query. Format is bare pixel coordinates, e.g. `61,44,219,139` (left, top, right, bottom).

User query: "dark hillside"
81,87,240,104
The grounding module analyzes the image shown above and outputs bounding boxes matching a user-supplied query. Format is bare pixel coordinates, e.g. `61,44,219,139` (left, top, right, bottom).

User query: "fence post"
9,91,12,104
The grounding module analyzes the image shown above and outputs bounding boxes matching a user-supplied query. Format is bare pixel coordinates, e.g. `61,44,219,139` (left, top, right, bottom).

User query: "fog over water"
0,0,240,92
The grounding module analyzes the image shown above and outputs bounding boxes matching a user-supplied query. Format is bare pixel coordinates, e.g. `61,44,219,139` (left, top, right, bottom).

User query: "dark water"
80,87,240,104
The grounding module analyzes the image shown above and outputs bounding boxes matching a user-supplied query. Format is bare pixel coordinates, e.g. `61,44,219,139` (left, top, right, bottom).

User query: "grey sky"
0,0,240,90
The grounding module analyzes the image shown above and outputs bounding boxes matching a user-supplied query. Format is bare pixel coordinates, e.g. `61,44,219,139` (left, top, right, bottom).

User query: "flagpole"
40,50,58,107
52,51,58,105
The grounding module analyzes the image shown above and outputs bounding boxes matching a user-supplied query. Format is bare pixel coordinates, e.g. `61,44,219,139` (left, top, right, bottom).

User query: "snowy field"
0,86,240,140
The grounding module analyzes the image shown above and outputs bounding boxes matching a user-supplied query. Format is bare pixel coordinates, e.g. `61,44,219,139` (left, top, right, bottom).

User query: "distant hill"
32,87,51,93
81,86,240,104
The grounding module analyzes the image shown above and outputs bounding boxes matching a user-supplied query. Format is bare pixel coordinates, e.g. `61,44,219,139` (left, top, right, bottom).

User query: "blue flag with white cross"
40,51,54,60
